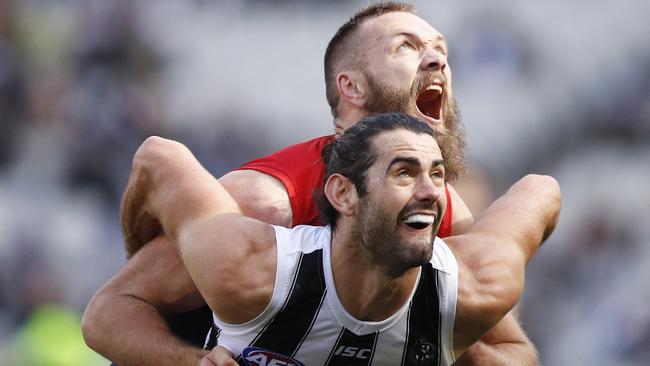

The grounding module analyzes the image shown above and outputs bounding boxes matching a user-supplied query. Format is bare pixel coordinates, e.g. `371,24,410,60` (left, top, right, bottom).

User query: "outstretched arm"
446,183,539,366
447,174,561,358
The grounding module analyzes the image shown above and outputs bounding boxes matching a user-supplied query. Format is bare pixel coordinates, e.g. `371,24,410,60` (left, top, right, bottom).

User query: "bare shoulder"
219,170,293,226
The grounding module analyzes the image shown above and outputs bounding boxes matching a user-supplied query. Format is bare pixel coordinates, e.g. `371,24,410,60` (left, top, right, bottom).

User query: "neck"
334,109,368,137
329,227,420,322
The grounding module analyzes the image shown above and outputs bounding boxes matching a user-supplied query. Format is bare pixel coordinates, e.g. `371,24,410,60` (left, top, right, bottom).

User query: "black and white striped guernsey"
206,225,458,366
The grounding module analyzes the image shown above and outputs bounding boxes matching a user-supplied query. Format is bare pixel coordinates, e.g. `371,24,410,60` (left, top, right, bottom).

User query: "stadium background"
1,0,649,365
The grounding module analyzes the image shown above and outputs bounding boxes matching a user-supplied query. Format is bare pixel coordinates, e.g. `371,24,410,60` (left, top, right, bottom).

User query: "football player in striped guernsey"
84,3,538,365
118,113,560,365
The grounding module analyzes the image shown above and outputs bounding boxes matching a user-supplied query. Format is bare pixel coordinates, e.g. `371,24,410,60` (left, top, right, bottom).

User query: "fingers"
200,346,237,366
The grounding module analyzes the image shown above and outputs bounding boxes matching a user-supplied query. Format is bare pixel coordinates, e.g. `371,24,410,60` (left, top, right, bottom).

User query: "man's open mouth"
402,213,436,230
416,84,444,125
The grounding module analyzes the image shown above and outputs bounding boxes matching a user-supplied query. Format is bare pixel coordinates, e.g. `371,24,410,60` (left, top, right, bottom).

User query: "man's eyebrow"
431,158,445,168
386,156,421,173
431,159,446,174
386,156,445,174
394,32,446,44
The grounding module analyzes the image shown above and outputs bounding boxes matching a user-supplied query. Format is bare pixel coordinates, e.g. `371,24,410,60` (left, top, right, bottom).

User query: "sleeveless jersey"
208,225,458,366
234,136,454,237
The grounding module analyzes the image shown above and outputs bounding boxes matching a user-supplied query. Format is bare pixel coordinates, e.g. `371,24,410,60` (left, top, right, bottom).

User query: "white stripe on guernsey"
292,291,411,365
372,311,410,364
283,224,331,255
292,300,346,365
434,238,458,365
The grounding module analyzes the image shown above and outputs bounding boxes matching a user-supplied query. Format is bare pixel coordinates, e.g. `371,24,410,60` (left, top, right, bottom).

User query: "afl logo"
242,347,304,366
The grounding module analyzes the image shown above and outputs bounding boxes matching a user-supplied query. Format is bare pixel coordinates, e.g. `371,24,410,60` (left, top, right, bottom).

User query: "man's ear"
324,173,358,217
336,71,368,109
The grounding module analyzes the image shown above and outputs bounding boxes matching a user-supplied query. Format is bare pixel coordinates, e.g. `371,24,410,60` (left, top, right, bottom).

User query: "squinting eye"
431,170,444,179
435,46,448,56
400,42,416,51
398,169,412,177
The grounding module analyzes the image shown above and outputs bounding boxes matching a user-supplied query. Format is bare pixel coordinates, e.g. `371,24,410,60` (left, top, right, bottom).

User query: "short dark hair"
324,2,417,117
318,112,440,230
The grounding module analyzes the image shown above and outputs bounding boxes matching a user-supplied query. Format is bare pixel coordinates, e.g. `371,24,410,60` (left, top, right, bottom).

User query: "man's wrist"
179,347,209,366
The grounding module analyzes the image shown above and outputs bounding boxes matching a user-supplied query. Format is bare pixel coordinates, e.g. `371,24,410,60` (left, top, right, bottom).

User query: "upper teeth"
403,214,434,224
426,85,443,92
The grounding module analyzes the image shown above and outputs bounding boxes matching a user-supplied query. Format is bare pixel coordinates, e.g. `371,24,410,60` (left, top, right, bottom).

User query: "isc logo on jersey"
242,347,304,366
333,345,372,359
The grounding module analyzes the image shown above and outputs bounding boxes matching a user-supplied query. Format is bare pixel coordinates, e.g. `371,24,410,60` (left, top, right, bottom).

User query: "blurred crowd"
0,1,648,365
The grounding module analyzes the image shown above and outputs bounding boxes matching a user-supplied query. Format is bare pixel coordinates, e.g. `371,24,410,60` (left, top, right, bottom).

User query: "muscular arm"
83,138,293,364
447,174,561,359
453,314,537,366
124,136,276,322
123,169,292,258
447,183,539,366
82,236,208,366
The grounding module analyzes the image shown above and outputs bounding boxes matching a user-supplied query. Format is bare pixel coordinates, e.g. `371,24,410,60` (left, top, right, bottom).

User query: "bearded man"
119,113,560,365
83,3,538,366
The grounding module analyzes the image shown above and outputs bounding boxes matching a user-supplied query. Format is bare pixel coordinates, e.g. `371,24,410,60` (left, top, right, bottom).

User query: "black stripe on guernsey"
248,250,326,356
325,328,378,366
204,322,221,350
292,289,328,356
401,265,441,366
234,252,309,365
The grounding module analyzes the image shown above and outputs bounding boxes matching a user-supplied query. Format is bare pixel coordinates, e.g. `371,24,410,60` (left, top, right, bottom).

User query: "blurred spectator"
0,0,27,170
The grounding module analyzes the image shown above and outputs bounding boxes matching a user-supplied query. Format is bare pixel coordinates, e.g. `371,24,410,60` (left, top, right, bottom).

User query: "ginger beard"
354,193,440,278
364,72,465,180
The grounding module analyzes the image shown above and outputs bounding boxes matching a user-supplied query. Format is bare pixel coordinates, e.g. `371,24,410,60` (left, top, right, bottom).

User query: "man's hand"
199,346,237,366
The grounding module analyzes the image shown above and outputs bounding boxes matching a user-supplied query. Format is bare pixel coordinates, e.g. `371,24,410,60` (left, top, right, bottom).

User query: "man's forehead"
360,11,445,44
372,130,441,161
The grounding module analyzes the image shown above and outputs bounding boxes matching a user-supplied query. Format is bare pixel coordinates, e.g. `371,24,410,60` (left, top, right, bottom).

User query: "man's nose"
421,48,447,72
415,175,442,203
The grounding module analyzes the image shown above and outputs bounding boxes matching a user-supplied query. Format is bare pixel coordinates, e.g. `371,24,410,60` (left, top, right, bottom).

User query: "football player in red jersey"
83,3,538,366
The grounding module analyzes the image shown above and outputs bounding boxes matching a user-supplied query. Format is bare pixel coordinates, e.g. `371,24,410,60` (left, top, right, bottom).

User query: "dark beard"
363,73,466,181
354,196,435,278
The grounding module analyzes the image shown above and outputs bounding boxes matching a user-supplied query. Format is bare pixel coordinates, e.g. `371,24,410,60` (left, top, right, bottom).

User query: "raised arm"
125,137,277,322
446,183,539,366
447,174,561,358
